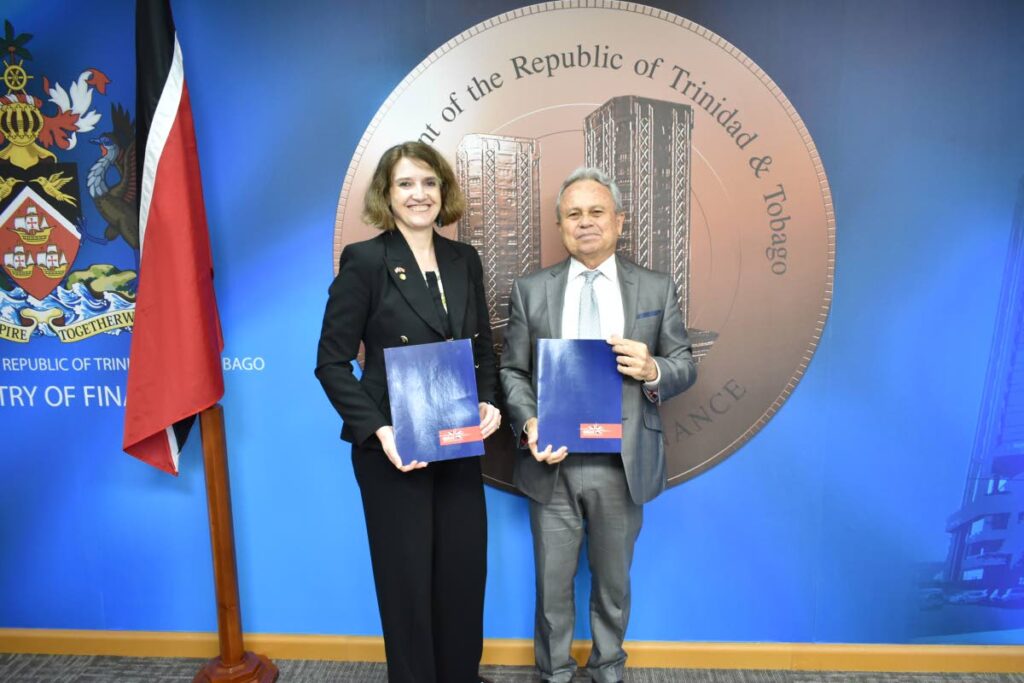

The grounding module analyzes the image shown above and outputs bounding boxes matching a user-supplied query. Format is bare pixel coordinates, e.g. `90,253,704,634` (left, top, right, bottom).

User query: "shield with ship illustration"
0,184,81,299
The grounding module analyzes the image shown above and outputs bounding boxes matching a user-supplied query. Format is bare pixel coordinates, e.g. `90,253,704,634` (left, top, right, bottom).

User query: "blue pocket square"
636,310,661,320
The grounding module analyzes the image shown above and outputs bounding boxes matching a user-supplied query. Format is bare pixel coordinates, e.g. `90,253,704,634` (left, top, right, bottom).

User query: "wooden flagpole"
194,404,278,683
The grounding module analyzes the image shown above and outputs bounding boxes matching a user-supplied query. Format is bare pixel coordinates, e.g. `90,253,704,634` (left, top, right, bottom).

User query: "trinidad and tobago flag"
123,0,224,474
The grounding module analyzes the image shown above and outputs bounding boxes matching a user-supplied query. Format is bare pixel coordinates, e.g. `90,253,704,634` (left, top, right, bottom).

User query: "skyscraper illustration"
584,95,694,327
945,180,1024,595
584,95,715,359
456,134,541,336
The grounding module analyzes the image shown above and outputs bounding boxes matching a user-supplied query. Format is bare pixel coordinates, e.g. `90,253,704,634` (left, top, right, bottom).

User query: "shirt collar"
568,254,617,284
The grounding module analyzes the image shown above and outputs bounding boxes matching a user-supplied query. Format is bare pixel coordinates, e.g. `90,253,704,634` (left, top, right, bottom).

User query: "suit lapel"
434,235,466,337
617,256,639,339
383,230,446,338
545,260,570,339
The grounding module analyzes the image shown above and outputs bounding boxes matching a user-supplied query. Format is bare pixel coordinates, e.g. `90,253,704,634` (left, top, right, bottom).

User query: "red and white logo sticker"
580,423,623,439
439,425,484,446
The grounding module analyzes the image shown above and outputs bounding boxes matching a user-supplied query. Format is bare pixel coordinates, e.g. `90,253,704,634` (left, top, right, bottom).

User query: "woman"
315,141,500,683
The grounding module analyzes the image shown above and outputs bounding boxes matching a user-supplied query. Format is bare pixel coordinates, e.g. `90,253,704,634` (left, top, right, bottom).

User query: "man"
500,167,696,683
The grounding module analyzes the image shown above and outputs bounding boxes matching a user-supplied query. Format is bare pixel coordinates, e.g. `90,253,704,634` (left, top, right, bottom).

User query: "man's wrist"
644,359,660,383
520,417,537,448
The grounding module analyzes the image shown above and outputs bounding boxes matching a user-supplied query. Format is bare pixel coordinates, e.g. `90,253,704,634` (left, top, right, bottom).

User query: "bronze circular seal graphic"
334,1,835,491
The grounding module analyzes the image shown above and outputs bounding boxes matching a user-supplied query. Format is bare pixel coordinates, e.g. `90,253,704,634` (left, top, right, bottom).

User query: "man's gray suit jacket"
500,255,696,506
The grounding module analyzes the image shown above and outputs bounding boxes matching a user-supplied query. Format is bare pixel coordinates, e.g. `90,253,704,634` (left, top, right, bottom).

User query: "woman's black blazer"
316,229,498,448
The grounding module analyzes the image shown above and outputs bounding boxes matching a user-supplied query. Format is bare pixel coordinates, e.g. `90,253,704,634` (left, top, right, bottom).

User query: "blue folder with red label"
536,338,623,453
383,338,483,463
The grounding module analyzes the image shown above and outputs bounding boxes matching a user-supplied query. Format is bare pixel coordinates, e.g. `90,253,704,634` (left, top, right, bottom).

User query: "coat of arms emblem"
0,20,137,343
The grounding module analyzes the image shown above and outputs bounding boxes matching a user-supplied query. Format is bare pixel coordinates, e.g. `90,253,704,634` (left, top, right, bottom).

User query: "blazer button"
474,363,480,369
400,335,409,344
472,332,480,339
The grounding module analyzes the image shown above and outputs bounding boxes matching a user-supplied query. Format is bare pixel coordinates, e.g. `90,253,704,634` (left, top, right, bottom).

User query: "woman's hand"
375,425,427,472
478,402,501,439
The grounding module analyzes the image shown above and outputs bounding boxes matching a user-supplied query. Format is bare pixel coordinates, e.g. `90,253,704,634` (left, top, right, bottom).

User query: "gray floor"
1,654,1022,683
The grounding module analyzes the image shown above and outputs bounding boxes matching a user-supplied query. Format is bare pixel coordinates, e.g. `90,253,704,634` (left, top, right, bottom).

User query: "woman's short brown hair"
362,141,466,230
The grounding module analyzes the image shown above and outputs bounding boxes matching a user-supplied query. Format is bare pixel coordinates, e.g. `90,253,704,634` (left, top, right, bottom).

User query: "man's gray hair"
555,166,624,221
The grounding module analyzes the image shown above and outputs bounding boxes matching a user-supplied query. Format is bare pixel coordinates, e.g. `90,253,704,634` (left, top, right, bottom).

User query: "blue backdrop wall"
2,0,1024,646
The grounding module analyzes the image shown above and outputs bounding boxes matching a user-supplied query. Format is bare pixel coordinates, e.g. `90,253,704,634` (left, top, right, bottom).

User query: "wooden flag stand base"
195,405,278,683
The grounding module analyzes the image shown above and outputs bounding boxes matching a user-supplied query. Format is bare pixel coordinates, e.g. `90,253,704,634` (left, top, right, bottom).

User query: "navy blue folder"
536,339,623,453
383,338,483,463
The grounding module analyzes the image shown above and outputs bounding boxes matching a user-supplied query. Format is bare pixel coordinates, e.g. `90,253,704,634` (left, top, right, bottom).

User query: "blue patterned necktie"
578,270,602,338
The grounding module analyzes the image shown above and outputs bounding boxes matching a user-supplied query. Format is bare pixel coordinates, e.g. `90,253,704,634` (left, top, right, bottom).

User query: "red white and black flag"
124,0,224,474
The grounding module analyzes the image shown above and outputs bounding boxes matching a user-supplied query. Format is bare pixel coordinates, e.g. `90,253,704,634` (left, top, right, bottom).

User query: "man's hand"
375,425,428,472
524,417,568,465
479,402,501,439
609,335,658,382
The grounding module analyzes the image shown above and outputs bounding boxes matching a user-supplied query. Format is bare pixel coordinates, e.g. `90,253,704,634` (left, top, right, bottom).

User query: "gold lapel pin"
394,266,407,281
